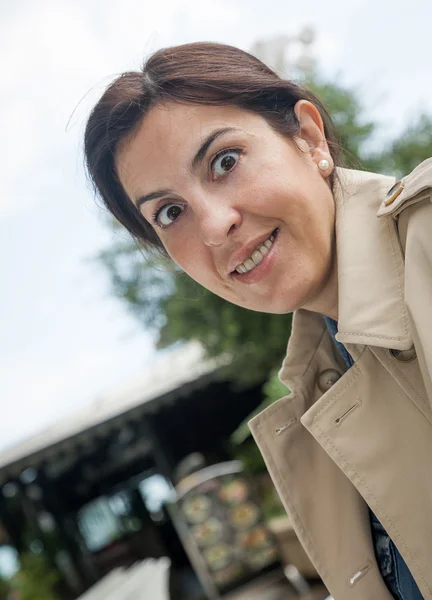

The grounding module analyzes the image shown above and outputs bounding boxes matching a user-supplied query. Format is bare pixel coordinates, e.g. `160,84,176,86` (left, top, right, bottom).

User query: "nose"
196,200,242,247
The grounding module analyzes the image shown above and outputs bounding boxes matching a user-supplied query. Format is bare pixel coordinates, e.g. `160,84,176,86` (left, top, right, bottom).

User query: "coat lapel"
281,167,413,373
334,168,413,351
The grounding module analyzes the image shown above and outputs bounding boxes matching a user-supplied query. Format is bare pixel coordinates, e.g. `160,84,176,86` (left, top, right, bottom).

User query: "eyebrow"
135,127,239,209
190,126,239,172
136,189,174,209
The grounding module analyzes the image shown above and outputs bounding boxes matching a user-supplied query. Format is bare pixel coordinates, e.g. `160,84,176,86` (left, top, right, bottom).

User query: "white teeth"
252,250,263,264
235,233,276,274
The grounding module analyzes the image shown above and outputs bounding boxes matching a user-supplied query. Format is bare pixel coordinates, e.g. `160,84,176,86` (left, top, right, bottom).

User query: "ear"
294,100,334,175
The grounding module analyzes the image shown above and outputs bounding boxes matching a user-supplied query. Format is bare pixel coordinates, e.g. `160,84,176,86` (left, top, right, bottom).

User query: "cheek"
165,236,212,282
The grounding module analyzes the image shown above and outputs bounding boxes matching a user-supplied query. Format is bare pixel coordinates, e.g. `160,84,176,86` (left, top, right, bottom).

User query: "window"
77,498,122,552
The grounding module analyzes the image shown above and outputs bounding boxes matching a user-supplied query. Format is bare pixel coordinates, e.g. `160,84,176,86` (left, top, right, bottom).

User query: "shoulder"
374,159,432,289
376,158,432,219
383,161,432,400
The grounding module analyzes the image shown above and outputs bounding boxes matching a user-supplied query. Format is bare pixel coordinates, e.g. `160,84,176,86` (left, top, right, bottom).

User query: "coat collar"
280,167,414,386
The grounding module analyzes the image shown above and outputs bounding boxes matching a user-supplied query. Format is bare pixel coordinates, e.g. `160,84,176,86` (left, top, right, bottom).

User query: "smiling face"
116,101,336,314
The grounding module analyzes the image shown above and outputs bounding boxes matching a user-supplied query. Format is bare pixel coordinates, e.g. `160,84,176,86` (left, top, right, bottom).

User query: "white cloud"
0,0,247,222
0,1,109,219
2,333,155,450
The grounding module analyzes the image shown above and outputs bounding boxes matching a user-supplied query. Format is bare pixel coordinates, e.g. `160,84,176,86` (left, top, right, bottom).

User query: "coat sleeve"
397,193,432,402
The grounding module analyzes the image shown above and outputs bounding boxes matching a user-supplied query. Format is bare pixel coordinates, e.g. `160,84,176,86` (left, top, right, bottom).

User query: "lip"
229,229,279,284
227,229,277,275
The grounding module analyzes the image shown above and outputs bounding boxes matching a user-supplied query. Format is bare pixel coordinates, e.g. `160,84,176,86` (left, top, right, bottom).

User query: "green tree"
379,113,432,177
97,72,432,386
0,577,10,600
13,553,60,600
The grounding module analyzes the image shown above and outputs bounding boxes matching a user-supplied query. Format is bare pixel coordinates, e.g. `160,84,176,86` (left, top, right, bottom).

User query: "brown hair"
84,42,341,252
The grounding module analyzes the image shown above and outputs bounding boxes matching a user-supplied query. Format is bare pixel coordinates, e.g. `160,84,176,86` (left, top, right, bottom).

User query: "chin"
257,278,319,315
218,268,323,314
234,293,302,315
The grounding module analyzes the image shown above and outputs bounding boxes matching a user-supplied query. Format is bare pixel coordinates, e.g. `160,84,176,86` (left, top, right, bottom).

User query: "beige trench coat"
248,159,432,599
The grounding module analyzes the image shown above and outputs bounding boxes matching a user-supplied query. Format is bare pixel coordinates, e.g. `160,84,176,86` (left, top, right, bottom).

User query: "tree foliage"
379,113,432,177
97,69,432,386
13,553,60,600
0,577,10,600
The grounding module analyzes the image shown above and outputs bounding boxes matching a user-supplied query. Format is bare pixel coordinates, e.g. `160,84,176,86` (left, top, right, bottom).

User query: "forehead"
116,102,267,198
129,101,263,146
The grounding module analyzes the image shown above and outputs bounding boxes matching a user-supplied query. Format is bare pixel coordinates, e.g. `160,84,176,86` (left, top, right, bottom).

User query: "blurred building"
0,343,268,598
251,27,317,78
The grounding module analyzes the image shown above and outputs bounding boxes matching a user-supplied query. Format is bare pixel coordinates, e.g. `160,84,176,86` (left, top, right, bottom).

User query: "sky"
2,0,432,452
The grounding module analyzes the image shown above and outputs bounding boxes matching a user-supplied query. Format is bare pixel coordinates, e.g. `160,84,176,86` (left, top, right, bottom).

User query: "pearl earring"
318,159,330,171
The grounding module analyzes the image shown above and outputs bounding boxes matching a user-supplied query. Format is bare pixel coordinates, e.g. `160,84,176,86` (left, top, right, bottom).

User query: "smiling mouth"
234,229,278,275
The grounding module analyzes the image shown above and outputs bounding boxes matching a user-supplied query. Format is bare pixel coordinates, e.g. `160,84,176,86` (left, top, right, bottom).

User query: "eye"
154,203,185,228
211,149,241,180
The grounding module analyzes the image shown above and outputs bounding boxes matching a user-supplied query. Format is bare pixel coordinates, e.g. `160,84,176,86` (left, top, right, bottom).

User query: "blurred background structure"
0,344,305,599
2,0,432,598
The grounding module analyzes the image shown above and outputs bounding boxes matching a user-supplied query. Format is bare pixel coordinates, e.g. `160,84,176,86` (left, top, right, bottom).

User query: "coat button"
317,369,342,392
384,179,406,206
390,346,417,362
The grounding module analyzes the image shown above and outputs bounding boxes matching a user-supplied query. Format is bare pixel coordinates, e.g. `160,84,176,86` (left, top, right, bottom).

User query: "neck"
301,254,339,321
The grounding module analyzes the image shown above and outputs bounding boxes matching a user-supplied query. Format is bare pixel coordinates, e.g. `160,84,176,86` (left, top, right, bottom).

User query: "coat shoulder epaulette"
377,157,432,218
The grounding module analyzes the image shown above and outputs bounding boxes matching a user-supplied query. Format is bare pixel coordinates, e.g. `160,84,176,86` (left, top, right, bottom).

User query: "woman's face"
116,102,335,314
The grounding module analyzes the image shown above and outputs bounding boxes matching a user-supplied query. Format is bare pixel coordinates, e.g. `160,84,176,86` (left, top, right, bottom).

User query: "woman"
84,42,432,600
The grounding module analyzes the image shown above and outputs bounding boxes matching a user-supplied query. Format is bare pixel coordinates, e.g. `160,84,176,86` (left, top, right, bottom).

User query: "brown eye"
212,149,240,179
221,155,236,171
167,206,182,220
156,203,185,227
